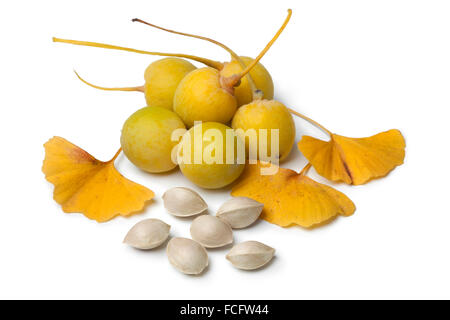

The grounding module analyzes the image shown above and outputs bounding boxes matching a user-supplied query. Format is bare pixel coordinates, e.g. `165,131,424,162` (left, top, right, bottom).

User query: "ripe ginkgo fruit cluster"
53,10,294,189
45,8,405,227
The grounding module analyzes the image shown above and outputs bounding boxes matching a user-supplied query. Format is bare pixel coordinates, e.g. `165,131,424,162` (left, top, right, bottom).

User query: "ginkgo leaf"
231,162,355,228
298,129,405,185
42,136,154,222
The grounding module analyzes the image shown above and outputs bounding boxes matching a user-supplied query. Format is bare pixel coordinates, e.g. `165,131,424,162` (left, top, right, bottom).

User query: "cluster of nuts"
123,187,275,275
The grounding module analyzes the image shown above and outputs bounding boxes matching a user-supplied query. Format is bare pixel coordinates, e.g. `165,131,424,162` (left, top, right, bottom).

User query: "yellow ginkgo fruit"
231,162,355,228
298,129,406,185
42,137,154,222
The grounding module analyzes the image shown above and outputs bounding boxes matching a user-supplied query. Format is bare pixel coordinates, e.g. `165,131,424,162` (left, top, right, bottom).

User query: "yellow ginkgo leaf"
298,129,406,185
42,136,154,222
231,162,355,228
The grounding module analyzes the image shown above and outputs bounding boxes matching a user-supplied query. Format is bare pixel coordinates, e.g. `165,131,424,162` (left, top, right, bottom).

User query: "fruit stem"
299,163,312,176
132,18,241,64
110,148,122,162
74,70,145,92
232,57,264,100
288,108,333,136
228,9,292,88
53,37,224,69
132,18,262,99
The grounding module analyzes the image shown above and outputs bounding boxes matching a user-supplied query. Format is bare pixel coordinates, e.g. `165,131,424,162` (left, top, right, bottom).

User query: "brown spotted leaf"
298,129,405,185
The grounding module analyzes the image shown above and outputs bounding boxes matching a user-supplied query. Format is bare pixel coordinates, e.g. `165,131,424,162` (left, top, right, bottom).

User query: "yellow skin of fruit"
121,106,186,173
143,58,196,110
231,99,296,162
173,68,237,128
221,56,274,107
178,122,245,189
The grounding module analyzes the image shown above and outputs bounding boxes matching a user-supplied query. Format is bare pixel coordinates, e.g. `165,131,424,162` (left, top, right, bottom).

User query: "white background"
1,0,449,299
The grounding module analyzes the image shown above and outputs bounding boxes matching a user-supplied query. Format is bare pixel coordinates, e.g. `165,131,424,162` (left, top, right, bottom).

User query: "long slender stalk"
53,37,223,69
132,18,240,62
288,108,333,136
231,9,292,87
74,71,144,92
